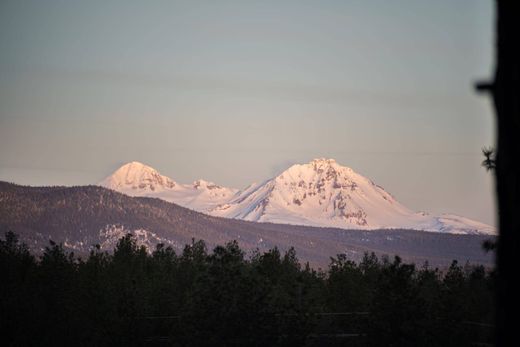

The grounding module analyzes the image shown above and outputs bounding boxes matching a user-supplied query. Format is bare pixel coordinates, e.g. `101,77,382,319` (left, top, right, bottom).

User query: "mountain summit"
100,161,176,191
209,158,409,228
99,159,495,235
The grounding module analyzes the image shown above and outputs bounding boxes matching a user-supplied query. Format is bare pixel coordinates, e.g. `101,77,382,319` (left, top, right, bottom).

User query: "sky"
0,0,496,225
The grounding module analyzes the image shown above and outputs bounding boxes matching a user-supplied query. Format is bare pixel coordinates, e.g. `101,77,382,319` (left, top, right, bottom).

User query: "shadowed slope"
0,181,494,267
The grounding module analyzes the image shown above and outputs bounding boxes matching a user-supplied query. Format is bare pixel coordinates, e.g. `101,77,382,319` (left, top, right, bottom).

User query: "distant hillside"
0,181,494,268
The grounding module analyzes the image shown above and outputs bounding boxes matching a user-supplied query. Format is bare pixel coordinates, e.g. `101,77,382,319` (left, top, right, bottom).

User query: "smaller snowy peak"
98,162,238,211
100,161,176,191
193,179,222,190
191,179,238,199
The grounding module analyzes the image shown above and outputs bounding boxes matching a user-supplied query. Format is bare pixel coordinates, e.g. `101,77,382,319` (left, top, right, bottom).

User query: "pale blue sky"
0,0,496,225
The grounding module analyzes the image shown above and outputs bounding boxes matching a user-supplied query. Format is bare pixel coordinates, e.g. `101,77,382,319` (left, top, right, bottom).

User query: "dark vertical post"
492,1,520,345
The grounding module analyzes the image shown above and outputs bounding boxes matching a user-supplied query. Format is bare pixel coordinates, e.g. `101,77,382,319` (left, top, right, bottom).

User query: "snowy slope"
99,161,238,210
207,158,494,235
99,159,495,235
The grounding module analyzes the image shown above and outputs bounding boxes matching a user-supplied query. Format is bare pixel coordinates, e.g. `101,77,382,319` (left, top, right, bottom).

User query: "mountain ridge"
98,159,495,235
0,181,494,268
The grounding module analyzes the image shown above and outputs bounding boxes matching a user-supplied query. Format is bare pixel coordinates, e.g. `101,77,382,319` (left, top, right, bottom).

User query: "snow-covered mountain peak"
100,161,176,191
274,158,365,192
311,157,336,164
309,157,337,167
207,158,405,228
99,162,238,210
279,158,356,181
248,159,402,227
308,158,352,172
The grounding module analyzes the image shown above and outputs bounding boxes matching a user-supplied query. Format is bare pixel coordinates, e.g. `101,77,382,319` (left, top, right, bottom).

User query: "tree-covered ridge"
1,232,494,347
0,181,495,267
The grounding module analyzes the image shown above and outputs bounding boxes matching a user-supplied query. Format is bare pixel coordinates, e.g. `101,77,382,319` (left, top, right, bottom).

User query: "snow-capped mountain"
99,161,238,210
100,161,177,191
99,159,495,235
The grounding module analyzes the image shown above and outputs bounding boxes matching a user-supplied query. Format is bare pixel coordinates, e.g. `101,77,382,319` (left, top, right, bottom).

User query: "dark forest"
1,231,494,347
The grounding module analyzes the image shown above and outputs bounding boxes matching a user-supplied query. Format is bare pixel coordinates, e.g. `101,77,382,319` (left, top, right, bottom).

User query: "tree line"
1,231,494,346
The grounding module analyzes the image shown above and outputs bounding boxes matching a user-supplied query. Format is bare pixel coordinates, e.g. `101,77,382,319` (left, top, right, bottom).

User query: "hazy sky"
0,0,496,225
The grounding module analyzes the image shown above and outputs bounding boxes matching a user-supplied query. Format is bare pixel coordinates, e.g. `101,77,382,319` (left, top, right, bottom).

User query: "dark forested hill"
0,181,494,268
